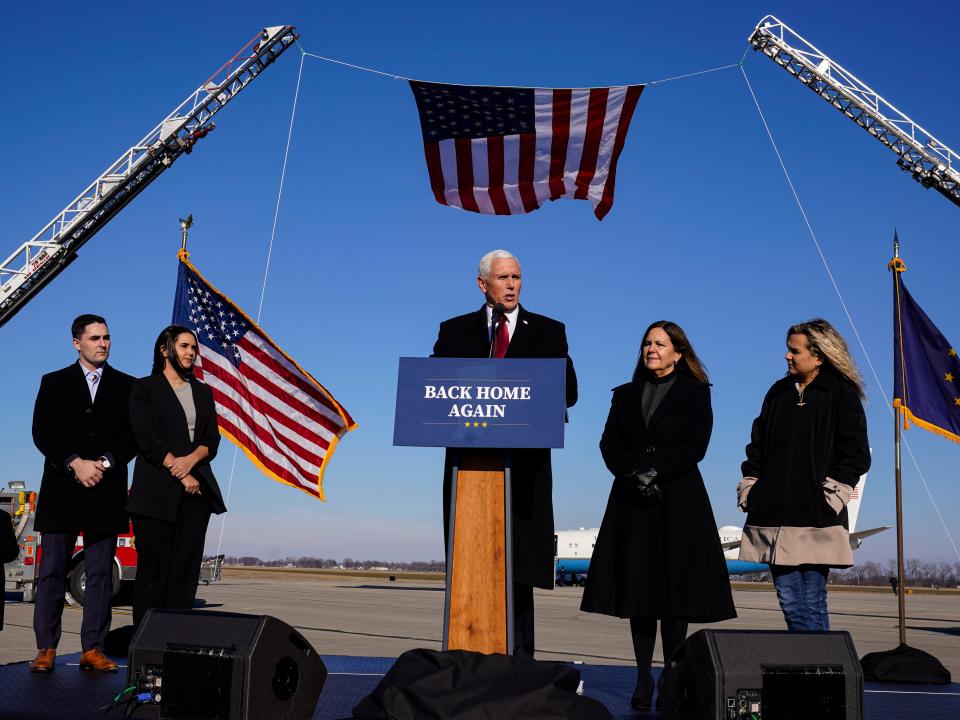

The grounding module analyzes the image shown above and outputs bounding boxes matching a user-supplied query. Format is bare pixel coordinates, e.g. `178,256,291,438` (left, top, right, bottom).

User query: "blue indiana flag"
892,255,960,444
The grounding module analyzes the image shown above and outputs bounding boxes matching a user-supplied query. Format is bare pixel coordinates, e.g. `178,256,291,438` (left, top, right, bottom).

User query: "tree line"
736,559,960,589
220,556,446,572
219,556,960,588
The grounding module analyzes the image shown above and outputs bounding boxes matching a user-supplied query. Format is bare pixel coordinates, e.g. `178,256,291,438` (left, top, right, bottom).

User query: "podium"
445,448,511,653
394,357,566,654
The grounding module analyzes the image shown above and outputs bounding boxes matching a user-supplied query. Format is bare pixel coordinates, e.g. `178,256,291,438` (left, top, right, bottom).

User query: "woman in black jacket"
128,325,226,626
581,321,735,710
737,319,869,632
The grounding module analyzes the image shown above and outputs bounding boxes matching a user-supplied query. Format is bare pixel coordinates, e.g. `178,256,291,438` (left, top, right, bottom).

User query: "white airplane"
555,473,889,576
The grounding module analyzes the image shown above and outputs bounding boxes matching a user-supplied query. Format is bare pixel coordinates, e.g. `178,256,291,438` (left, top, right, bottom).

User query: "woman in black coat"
737,319,869,632
581,321,735,710
128,325,226,626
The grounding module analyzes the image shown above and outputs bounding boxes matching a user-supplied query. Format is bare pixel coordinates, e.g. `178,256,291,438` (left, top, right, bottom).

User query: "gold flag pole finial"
178,214,193,260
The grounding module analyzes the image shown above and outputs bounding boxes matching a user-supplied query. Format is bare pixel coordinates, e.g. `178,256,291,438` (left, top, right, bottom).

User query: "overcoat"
432,304,577,589
31,363,137,534
127,374,226,523
738,366,870,567
581,373,736,620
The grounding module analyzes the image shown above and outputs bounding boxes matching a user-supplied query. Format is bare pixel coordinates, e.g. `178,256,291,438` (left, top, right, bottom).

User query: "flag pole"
891,231,907,646
866,233,949,682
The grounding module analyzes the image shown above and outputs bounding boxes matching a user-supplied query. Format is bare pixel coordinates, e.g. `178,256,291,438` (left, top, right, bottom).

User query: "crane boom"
748,16,960,209
0,25,298,329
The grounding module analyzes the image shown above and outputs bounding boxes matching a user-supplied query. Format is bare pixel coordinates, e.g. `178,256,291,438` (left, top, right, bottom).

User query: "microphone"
489,303,507,358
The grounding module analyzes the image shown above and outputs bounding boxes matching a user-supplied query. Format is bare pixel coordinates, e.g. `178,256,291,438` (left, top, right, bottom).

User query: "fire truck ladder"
748,15,960,209
0,25,298,329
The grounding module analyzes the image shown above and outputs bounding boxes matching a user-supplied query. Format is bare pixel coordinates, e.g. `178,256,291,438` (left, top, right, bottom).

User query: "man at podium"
432,249,577,657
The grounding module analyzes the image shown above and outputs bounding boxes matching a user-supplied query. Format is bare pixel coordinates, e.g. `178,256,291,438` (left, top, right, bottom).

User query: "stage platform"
1,652,958,719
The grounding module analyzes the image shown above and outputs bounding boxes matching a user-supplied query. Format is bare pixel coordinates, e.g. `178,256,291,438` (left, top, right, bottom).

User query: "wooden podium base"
443,450,513,654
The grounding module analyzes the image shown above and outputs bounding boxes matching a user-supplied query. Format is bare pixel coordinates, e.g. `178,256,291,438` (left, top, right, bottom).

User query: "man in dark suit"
29,314,137,672
432,249,577,656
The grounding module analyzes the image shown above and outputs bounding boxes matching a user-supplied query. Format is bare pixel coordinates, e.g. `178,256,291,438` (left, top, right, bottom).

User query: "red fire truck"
2,482,221,605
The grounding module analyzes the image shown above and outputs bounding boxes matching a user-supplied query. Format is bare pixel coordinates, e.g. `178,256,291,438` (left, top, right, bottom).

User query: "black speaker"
127,609,326,719
661,630,863,720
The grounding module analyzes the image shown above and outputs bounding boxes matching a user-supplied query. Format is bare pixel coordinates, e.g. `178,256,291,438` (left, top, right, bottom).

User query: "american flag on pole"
410,81,644,220
172,250,356,500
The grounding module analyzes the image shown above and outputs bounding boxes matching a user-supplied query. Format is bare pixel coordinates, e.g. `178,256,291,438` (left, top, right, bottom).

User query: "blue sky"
3,1,959,565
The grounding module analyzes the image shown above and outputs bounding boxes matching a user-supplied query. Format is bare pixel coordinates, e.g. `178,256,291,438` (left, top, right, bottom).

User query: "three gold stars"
463,421,490,428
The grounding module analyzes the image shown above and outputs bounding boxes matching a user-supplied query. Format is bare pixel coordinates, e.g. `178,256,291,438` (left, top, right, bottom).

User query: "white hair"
477,249,520,280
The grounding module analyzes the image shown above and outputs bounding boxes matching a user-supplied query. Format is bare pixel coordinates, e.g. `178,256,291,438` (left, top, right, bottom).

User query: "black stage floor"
1,653,958,719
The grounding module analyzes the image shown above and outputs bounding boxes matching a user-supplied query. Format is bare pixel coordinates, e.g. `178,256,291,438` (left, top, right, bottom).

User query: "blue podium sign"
393,357,566,448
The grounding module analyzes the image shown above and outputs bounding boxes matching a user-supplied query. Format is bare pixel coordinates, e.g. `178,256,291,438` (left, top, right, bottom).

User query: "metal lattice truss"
749,15,960,209
0,25,298,329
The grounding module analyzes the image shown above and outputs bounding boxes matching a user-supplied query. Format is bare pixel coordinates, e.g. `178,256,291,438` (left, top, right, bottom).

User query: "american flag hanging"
410,80,643,220
172,251,356,500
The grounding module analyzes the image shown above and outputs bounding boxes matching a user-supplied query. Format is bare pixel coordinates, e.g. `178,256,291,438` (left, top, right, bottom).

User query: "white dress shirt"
80,363,104,402
485,304,519,342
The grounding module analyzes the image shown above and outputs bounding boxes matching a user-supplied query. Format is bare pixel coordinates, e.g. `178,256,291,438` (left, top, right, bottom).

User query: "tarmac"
2,568,958,677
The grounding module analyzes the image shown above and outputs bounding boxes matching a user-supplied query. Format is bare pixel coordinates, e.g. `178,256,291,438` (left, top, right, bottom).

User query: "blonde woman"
737,319,870,631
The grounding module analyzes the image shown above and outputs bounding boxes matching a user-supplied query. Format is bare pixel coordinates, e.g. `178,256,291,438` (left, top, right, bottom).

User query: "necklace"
795,382,807,407
795,369,818,406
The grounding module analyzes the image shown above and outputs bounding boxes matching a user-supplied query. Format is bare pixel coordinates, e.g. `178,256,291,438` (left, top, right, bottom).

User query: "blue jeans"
771,565,830,631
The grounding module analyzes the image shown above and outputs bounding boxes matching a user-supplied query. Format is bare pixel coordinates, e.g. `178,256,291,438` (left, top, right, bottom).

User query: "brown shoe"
79,648,119,672
28,648,56,672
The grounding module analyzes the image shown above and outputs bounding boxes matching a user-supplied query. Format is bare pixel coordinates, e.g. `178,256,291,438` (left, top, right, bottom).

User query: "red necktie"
493,318,510,358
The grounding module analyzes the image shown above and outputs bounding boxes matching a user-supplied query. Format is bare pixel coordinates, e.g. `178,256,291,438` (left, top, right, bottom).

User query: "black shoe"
630,671,654,710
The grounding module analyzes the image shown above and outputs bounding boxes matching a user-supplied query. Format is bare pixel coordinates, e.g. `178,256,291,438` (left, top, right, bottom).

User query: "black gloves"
616,468,661,505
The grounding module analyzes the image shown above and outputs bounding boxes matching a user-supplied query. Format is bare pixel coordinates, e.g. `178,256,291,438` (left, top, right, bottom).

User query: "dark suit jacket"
432,304,577,588
31,363,137,534
127,374,226,523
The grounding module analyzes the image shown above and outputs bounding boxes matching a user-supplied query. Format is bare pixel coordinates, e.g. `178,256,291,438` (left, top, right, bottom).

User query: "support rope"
214,51,307,559
645,62,741,86
298,42,740,88
740,62,960,563
300,49,407,81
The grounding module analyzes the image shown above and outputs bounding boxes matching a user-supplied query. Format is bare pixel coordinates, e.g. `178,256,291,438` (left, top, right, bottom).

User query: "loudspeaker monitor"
127,609,326,719
661,629,862,720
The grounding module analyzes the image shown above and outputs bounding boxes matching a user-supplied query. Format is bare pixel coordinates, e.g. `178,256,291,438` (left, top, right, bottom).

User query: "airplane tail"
847,471,867,533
